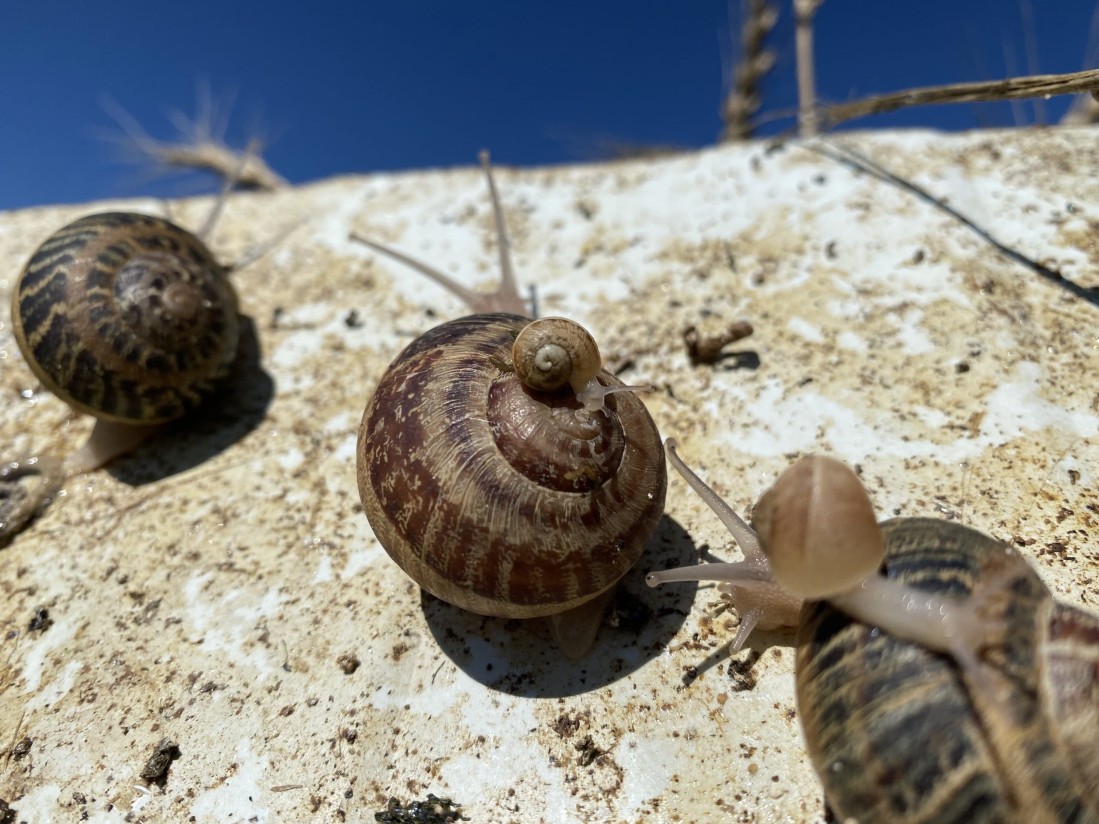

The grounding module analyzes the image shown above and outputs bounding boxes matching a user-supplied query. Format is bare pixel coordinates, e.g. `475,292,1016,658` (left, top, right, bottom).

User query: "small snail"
1,184,244,542
352,153,667,658
648,439,1099,822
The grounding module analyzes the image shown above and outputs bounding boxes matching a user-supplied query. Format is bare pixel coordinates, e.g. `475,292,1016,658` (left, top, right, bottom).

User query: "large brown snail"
648,439,1099,822
2,207,240,543
352,153,667,658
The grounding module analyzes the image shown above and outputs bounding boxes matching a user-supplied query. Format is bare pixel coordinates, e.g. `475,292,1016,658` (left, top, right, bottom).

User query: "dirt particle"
574,734,603,767
337,652,361,674
683,321,754,366
727,650,761,692
552,712,586,738
10,738,31,761
139,737,181,786
28,606,52,632
374,793,467,823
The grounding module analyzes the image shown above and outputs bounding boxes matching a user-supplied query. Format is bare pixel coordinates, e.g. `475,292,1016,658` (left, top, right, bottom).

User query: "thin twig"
3,710,25,765
822,67,1099,129
720,0,779,141
810,140,1098,310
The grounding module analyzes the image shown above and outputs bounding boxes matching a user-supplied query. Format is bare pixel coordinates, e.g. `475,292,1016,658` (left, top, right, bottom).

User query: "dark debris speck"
10,737,31,761
727,649,762,692
606,588,651,634
336,652,361,674
28,607,52,632
374,793,468,823
574,734,603,767
140,738,181,785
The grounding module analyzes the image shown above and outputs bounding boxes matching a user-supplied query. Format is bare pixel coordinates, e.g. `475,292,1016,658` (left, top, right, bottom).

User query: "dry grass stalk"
143,140,286,192
102,95,287,192
822,67,1099,129
720,0,779,141
794,0,825,137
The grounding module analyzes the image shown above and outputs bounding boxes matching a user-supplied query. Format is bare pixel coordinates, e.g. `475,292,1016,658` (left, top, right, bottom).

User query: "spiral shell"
356,313,667,619
512,316,601,394
796,518,1099,823
11,212,240,423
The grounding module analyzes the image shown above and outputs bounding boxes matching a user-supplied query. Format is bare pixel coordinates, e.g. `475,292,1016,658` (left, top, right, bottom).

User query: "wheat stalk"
720,0,779,141
101,91,287,192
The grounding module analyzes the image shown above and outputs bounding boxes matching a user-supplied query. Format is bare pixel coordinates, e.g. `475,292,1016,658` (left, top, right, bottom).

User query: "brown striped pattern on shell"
796,518,1099,823
356,313,667,619
11,212,239,423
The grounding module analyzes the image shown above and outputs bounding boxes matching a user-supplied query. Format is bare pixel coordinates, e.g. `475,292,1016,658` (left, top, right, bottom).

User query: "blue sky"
2,2,1097,210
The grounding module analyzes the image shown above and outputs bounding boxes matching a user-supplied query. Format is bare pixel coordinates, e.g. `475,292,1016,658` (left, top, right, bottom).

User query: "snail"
648,439,1099,822
1,169,247,543
351,153,667,658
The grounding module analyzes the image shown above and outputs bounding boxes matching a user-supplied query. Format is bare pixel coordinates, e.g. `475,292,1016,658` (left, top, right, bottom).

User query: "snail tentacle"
349,152,529,317
646,438,800,651
478,150,521,311
195,139,261,240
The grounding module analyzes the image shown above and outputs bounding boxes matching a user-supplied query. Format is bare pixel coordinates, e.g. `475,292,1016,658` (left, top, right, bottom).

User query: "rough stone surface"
0,128,1096,823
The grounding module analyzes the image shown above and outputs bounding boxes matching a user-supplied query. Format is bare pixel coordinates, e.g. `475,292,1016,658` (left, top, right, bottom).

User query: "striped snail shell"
356,313,667,657
12,212,240,424
798,517,1099,823
1,211,240,543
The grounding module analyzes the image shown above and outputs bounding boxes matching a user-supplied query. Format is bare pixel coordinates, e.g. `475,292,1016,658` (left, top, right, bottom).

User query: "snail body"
352,153,667,657
648,441,1099,822
2,210,241,542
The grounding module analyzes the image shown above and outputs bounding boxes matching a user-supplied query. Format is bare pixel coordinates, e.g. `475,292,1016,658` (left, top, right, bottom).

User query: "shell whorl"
11,212,240,423
356,313,667,619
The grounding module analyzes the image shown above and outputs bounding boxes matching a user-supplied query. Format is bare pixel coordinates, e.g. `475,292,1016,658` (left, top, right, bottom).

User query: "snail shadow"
716,350,760,371
107,315,275,486
422,514,703,698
